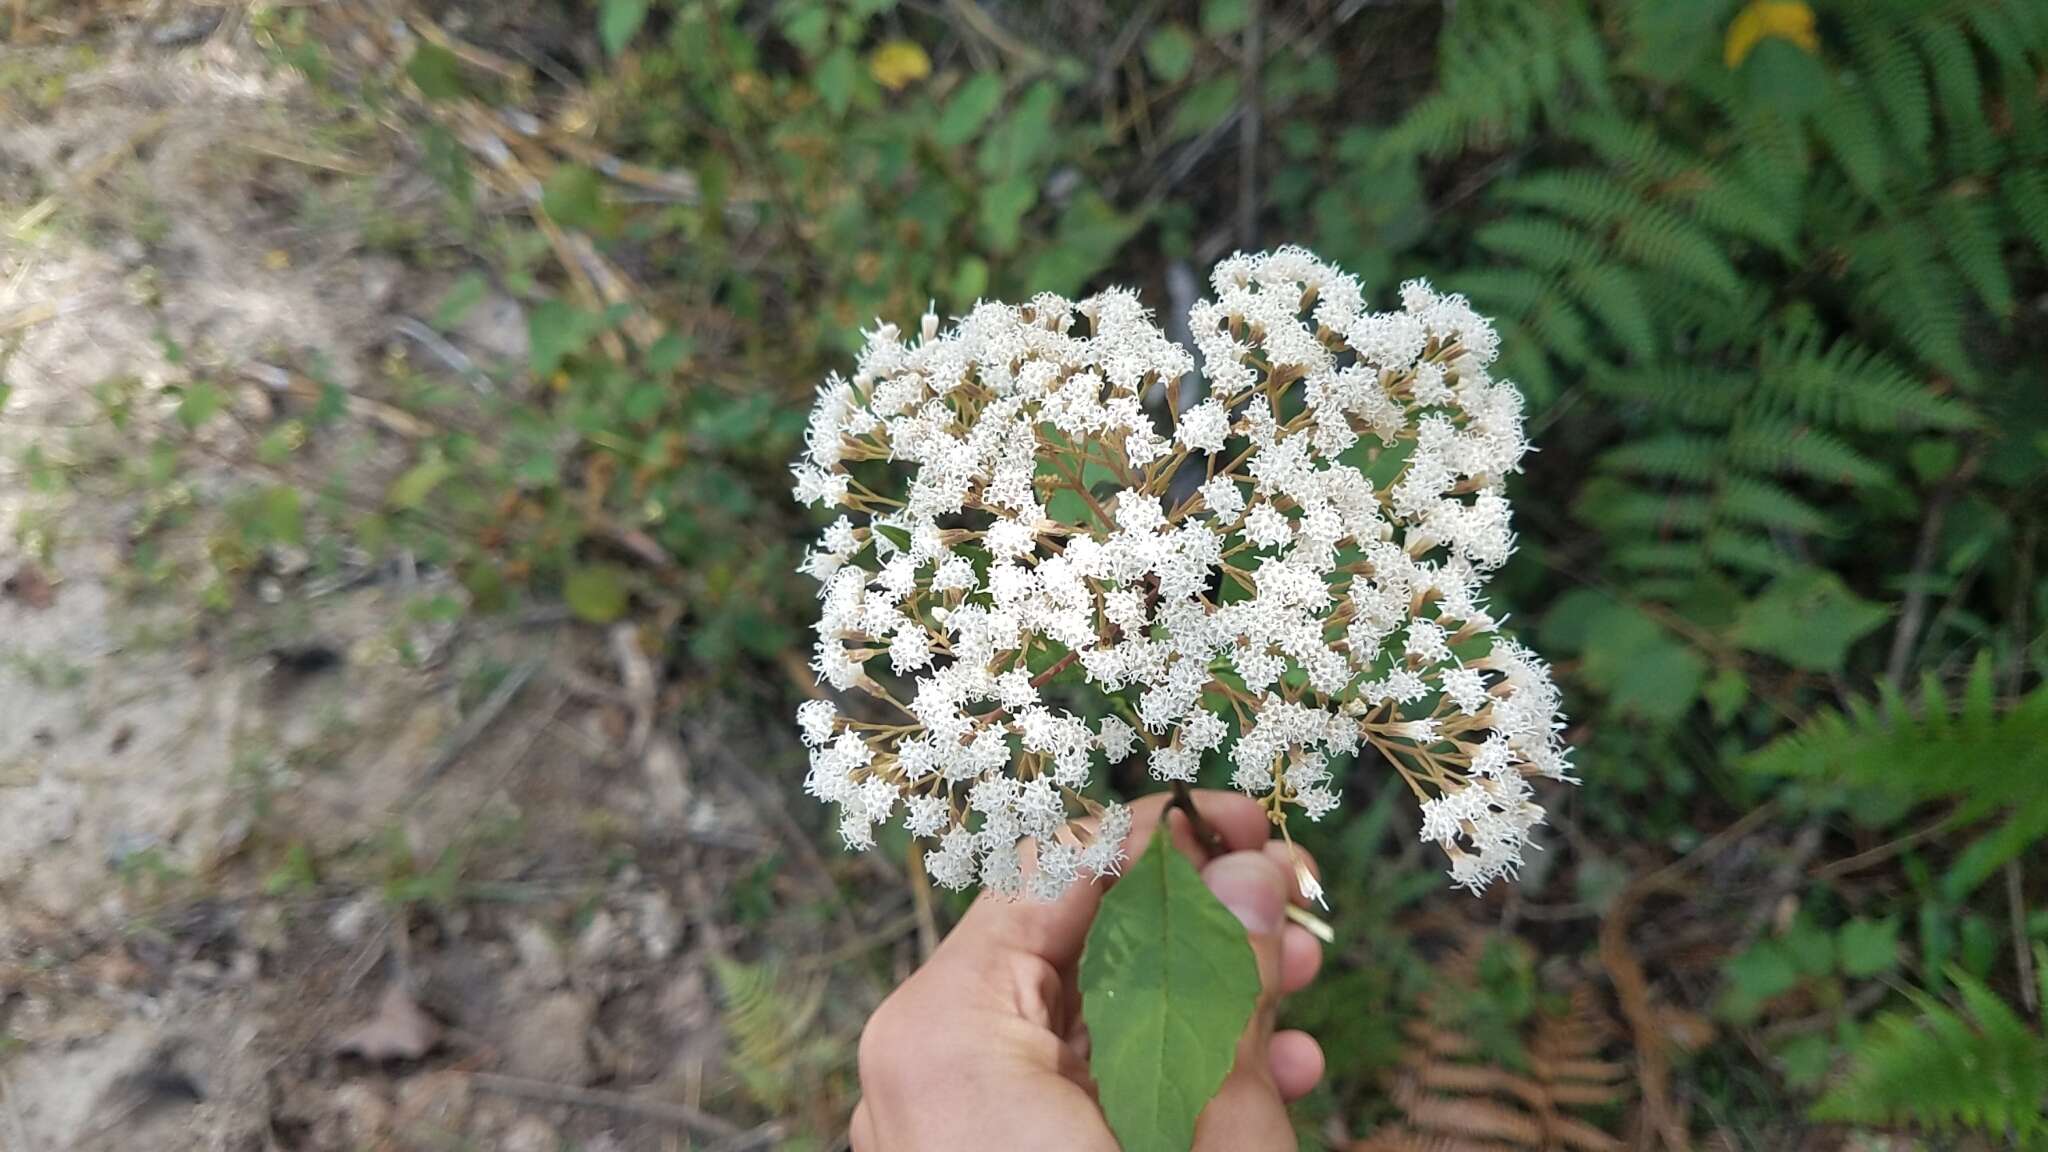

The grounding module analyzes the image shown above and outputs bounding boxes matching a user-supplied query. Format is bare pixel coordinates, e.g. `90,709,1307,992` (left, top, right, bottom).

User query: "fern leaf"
1715,474,1835,536
2008,167,2048,261
1494,169,1640,227
1813,85,1892,204
1585,364,1750,424
1473,218,1605,271
1847,10,1933,166
1933,192,2015,316
1702,527,1798,575
1565,264,1659,362
1615,204,1747,298
1814,970,2048,1148
1597,433,1723,483
1728,420,1888,486
1919,17,1997,175
1758,334,1978,431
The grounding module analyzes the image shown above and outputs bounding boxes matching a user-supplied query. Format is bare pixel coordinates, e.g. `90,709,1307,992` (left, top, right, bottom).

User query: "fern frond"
1494,169,1640,227
1728,420,1888,486
1473,218,1606,272
2004,166,2048,261
1597,433,1722,483
1758,334,1978,431
1585,365,1750,424
1565,264,1659,362
1703,527,1799,575
1844,223,1973,381
1747,664,2048,891
1919,17,1997,175
1846,10,1933,166
1933,192,2015,316
1615,204,1746,298
1814,969,2048,1148
1812,86,1891,204
1715,474,1835,536
1682,165,1800,257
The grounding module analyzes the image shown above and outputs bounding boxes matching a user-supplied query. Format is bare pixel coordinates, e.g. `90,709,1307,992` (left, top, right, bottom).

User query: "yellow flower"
868,40,932,93
1725,0,1820,69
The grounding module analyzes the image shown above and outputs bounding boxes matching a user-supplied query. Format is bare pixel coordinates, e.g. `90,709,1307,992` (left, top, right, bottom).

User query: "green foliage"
1747,657,2048,900
1815,963,2048,1147
1080,826,1262,1152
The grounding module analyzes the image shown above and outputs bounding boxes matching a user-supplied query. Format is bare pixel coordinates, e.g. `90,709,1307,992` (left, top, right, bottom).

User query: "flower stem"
1168,779,1228,858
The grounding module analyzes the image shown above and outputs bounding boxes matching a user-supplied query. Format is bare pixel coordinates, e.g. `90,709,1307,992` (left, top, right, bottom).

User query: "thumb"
1192,850,1296,1150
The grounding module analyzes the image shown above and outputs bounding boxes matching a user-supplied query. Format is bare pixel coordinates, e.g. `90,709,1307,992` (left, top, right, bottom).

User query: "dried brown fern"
1355,937,1631,1152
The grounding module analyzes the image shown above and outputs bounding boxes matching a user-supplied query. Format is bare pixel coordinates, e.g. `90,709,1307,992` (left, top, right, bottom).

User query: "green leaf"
978,175,1038,252
1200,0,1250,37
175,379,223,431
1733,570,1890,673
258,485,303,546
1144,24,1197,84
599,0,649,58
1081,826,1260,1152
1838,917,1901,978
1580,602,1705,723
542,164,607,230
934,72,1003,149
1169,76,1239,141
564,564,631,624
405,43,467,102
388,452,454,510
816,46,859,118
528,299,600,376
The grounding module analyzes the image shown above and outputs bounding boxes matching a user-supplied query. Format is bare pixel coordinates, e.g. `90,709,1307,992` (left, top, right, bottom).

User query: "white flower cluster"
793,247,1574,899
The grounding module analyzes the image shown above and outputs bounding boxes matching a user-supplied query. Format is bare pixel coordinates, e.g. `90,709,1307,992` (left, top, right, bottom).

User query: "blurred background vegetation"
7,0,2048,1147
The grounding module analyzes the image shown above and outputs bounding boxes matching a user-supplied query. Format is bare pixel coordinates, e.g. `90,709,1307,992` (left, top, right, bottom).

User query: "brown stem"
1168,779,1228,858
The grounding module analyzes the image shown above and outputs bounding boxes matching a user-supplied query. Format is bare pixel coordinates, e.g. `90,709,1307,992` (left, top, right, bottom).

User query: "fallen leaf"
333,985,442,1062
3,562,55,609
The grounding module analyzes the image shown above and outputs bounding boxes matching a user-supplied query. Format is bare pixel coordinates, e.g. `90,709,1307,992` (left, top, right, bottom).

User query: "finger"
1192,849,1295,1150
1280,923,1322,995
849,1102,877,1152
1260,840,1322,908
947,789,1273,968
1268,1030,1325,1101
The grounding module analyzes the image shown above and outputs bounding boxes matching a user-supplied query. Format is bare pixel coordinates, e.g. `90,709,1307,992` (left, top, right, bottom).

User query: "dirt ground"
2,18,878,1151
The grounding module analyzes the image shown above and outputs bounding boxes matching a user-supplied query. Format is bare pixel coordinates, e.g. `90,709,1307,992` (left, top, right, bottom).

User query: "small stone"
330,1082,394,1147
637,891,680,961
509,920,566,990
575,910,621,968
501,1115,561,1152
393,1070,472,1150
502,992,596,1085
327,896,378,944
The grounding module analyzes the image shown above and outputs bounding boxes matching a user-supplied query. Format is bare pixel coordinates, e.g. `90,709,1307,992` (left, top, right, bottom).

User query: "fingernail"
1203,852,1285,936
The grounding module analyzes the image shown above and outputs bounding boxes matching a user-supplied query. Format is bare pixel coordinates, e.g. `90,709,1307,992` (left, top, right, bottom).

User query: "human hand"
850,788,1326,1151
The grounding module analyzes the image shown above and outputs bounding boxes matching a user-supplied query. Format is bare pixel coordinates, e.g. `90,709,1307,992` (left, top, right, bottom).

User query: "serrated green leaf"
1081,826,1260,1152
564,564,631,624
1733,570,1890,673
